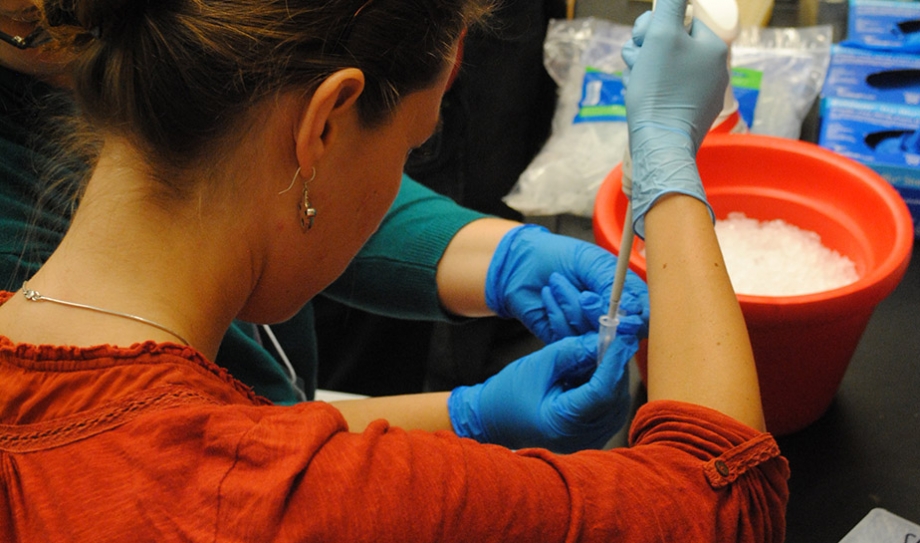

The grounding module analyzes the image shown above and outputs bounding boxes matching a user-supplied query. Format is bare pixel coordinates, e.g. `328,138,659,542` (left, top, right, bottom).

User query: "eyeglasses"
0,23,51,50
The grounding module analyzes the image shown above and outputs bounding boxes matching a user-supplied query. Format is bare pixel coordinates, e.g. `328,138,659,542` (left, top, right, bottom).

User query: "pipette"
597,2,698,362
598,0,740,362
597,154,634,363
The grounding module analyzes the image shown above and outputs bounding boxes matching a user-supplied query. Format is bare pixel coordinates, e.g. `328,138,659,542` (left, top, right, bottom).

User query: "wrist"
484,223,548,318
437,217,519,317
447,385,488,441
628,125,696,157
629,134,712,238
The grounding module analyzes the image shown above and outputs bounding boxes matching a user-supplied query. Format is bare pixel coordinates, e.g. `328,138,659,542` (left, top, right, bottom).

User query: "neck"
14,142,259,359
21,281,191,346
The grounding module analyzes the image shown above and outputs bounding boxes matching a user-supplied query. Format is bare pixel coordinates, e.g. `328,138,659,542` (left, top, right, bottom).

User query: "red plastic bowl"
593,134,914,435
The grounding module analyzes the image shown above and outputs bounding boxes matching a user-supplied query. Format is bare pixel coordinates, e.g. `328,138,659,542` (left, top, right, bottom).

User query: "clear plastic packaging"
503,18,632,218
732,25,834,139
503,19,833,218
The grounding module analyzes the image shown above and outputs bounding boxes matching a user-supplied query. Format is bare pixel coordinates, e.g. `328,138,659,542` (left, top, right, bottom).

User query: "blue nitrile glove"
447,315,642,453
619,0,728,238
485,223,649,343
540,272,649,339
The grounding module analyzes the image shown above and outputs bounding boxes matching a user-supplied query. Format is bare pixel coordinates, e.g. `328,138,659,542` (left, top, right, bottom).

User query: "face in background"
0,0,70,83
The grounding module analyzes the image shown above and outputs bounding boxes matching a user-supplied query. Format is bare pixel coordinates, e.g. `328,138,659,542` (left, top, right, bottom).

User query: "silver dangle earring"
279,167,301,195
279,166,317,232
301,167,317,231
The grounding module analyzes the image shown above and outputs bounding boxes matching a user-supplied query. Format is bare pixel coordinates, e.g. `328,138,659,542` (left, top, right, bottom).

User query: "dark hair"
40,0,493,175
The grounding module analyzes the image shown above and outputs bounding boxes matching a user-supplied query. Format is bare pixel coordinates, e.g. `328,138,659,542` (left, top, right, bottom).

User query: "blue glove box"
844,0,920,52
818,97,920,235
823,44,920,105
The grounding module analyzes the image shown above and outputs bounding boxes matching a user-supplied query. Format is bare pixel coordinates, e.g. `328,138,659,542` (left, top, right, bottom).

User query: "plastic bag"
503,18,632,218
732,25,834,139
504,18,833,218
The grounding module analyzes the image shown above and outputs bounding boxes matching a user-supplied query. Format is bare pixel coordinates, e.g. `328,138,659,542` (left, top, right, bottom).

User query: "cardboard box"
845,0,920,52
824,44,920,105
819,97,920,234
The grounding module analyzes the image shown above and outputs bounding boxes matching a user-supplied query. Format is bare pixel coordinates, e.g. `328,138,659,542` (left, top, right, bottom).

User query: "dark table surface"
777,245,920,542
571,0,920,539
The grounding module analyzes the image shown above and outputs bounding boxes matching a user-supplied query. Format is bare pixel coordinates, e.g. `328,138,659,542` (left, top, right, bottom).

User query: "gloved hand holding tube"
620,0,728,239
485,224,649,343
540,271,649,340
447,316,642,453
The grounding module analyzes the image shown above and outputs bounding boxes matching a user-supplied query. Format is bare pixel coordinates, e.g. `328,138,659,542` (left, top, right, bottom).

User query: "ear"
294,68,365,168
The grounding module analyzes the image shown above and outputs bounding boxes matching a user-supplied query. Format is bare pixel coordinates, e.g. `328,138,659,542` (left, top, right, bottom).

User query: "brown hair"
40,0,493,175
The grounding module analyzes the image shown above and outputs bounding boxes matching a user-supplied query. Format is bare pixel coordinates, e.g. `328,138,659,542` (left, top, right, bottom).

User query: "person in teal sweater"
0,0,649,451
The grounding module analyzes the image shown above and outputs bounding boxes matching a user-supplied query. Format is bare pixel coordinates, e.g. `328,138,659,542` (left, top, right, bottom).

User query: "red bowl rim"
593,134,915,310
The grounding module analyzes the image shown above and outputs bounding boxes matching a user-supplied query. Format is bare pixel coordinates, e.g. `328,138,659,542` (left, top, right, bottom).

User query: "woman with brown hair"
1,0,649,442
0,0,787,539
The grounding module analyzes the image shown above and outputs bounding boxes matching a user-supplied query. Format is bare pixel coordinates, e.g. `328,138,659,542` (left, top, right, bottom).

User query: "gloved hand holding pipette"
594,0,729,361
485,224,649,343
621,0,728,238
448,318,642,453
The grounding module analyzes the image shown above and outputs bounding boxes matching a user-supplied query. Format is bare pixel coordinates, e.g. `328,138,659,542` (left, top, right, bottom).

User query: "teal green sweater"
0,67,487,404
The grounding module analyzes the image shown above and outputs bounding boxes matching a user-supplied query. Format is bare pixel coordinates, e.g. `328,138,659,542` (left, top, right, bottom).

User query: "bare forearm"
435,217,520,317
644,194,765,431
330,392,454,433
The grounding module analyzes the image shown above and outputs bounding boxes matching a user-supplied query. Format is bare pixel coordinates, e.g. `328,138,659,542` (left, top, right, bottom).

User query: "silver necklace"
21,281,190,346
